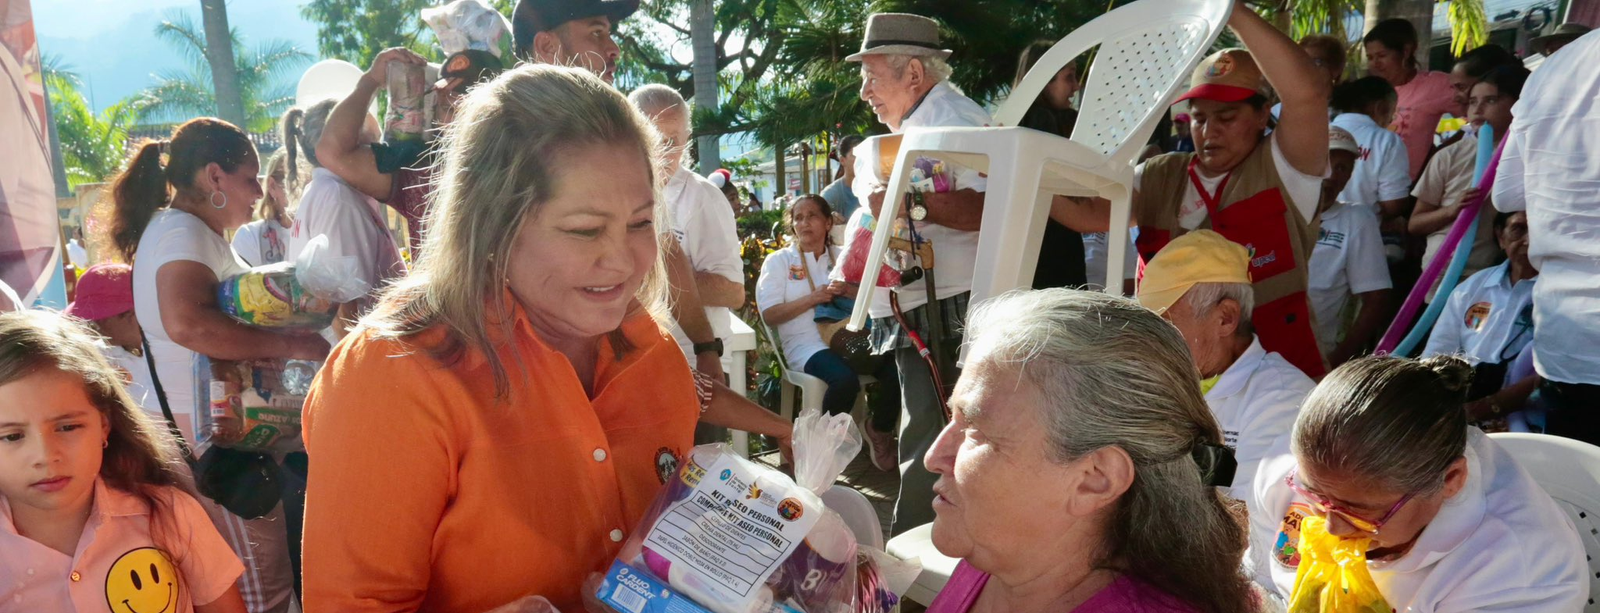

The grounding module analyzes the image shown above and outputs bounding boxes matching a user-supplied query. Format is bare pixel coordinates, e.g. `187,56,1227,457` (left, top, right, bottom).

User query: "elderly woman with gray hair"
925,289,1255,613
1249,355,1588,610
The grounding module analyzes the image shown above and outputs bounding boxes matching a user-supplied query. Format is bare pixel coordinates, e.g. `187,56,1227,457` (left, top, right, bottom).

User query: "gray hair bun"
1419,354,1475,396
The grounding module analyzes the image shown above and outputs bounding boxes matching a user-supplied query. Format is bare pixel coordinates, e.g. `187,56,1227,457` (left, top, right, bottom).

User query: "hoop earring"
210,190,228,209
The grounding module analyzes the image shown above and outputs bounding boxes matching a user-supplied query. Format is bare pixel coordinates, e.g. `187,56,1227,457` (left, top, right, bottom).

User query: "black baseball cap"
434,49,505,93
512,0,639,58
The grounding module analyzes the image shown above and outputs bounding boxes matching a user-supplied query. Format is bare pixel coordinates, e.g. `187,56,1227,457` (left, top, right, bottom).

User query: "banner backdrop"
0,0,64,309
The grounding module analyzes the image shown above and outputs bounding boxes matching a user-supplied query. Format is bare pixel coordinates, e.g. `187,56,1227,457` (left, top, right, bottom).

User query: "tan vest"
1135,142,1328,379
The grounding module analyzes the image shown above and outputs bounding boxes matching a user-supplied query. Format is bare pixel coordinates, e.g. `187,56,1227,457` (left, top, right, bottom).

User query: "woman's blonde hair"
964,289,1255,613
363,64,669,397
256,150,292,223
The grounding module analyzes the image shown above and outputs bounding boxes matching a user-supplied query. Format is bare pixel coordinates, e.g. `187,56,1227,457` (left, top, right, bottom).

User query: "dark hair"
1243,93,1270,110
1477,64,1531,101
838,135,865,158
1331,76,1398,114
1299,34,1348,73
1364,18,1420,60
1453,44,1519,79
106,118,254,261
0,311,193,559
1014,39,1085,88
1294,355,1471,495
1492,210,1524,234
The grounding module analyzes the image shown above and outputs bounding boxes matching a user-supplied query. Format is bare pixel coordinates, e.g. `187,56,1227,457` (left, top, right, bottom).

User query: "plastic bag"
1286,516,1395,613
835,209,901,289
855,549,921,613
385,60,428,143
421,0,515,61
598,409,865,613
293,234,369,304
217,263,338,329
193,355,313,453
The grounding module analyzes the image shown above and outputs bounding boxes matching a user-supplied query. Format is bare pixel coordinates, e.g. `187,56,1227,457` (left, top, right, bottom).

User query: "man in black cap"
512,0,638,84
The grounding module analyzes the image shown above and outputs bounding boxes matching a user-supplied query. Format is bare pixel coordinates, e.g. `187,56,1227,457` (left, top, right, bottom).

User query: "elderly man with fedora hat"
1054,1,1333,381
845,12,991,536
512,0,638,84
1532,22,1592,56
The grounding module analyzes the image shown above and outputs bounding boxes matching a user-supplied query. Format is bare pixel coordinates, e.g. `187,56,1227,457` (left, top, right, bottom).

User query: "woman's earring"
210,190,228,209
102,439,109,449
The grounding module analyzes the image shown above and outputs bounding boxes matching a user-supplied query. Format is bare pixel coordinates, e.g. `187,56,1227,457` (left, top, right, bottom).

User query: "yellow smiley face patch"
105,547,179,613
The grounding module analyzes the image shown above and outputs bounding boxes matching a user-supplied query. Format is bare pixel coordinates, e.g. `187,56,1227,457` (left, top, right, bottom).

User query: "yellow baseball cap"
1175,49,1273,104
1136,230,1252,314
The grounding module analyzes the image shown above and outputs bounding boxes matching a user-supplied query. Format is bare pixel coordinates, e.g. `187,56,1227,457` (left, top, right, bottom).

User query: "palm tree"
200,0,246,127
138,10,312,134
44,56,147,188
691,0,721,171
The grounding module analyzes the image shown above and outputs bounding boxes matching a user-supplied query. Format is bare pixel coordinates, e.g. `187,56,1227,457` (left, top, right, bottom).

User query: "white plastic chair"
885,522,959,606
1488,433,1600,612
759,317,875,425
820,486,885,551
848,0,1233,344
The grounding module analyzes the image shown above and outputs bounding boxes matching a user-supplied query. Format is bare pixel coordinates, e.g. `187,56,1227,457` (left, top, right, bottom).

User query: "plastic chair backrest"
995,0,1231,167
1488,432,1600,611
757,315,794,374
820,486,885,550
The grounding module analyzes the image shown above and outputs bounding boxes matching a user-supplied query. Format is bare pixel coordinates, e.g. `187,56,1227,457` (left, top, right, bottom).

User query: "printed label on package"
641,453,821,602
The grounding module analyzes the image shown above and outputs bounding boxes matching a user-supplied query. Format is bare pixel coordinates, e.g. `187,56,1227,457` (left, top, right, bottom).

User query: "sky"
34,0,323,113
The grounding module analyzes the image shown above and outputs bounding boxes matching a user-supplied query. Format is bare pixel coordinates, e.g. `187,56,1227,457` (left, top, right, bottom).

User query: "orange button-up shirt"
300,303,699,612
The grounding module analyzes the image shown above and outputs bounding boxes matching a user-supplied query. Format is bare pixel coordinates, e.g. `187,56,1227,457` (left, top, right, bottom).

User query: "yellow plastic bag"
1286,516,1395,613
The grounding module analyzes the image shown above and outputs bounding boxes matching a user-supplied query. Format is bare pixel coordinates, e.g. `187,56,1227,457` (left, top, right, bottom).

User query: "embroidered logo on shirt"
1316,228,1347,249
788,264,806,281
105,547,179,613
1465,301,1494,331
655,447,682,485
1274,503,1312,568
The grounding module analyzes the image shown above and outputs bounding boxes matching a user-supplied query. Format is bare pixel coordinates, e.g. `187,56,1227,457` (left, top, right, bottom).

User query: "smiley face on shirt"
105,547,179,613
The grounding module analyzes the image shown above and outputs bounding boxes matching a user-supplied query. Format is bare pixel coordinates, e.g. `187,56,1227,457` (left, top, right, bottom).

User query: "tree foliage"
299,0,514,67
137,11,312,133
44,56,145,187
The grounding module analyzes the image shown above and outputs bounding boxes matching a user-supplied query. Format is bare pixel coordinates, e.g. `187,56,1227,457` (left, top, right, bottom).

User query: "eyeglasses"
1284,467,1416,535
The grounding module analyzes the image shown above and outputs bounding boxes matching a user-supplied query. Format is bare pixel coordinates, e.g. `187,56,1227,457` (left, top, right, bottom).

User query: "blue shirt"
820,177,859,220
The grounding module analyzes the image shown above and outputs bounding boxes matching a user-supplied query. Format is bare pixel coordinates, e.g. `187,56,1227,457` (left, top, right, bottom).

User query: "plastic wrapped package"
386,60,428,143
1286,516,1394,613
216,235,367,329
421,0,515,61
600,409,910,613
193,355,315,453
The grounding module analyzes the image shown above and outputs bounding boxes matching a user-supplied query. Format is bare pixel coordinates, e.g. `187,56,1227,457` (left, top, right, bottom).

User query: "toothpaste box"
597,560,716,613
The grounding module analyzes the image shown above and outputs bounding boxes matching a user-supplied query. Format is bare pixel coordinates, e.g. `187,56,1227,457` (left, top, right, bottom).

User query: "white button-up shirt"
289,168,406,297
1249,430,1588,611
1492,30,1600,386
0,479,243,613
851,81,992,311
1423,261,1535,366
1332,113,1413,209
1206,335,1314,503
663,167,745,357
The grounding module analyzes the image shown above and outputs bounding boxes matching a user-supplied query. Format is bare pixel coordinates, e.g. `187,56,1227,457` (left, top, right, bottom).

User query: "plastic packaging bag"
855,549,921,613
598,409,866,613
421,0,514,61
835,209,901,289
216,236,365,329
1286,516,1395,613
386,60,428,143
193,355,313,453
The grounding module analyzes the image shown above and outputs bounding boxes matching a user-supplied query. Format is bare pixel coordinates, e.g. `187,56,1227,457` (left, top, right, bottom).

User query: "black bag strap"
140,332,195,461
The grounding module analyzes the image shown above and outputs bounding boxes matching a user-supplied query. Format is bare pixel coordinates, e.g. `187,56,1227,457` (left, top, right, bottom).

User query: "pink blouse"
927,560,1201,613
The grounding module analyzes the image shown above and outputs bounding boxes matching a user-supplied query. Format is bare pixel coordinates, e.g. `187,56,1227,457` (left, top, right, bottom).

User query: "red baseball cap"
1174,49,1273,105
66,263,135,322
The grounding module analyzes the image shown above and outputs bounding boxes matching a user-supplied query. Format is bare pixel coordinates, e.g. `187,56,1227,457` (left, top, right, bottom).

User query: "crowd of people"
3,0,1598,611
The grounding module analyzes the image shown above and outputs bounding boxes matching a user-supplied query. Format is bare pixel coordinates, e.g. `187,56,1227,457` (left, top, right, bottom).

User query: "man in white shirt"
1308,127,1391,366
848,12,989,535
627,85,746,372
1138,230,1313,507
1492,29,1600,445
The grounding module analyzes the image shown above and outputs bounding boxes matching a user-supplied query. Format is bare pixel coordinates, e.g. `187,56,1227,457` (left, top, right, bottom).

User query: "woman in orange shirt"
299,64,792,613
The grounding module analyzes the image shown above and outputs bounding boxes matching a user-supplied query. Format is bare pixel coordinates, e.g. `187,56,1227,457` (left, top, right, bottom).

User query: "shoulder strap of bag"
139,321,195,461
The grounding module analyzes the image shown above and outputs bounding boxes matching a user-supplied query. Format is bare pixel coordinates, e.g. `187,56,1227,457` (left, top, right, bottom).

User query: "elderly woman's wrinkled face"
860,55,923,131
1293,458,1467,557
1160,291,1240,378
923,353,1088,571
507,142,657,346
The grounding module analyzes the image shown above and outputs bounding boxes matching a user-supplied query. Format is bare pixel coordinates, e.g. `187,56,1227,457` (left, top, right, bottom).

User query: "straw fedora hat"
1531,22,1591,55
845,13,952,62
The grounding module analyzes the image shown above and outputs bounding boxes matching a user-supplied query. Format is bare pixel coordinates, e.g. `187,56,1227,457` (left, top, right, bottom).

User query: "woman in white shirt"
231,150,293,267
757,196,899,460
1330,77,1411,232
1249,355,1587,611
108,118,329,613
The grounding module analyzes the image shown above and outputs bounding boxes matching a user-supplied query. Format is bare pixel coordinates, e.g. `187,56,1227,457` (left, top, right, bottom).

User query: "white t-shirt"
230,218,292,268
1307,201,1392,356
1249,430,1588,611
1206,336,1314,506
1423,262,1535,366
132,208,248,440
105,345,157,416
1082,230,1138,291
1140,135,1326,232
289,168,405,298
1492,31,1600,385
1332,113,1413,208
851,81,992,311
757,245,837,368
663,167,746,357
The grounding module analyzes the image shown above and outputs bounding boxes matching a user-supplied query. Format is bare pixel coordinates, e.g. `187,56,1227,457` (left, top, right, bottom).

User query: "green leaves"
137,10,311,134
45,64,146,188
1443,0,1488,57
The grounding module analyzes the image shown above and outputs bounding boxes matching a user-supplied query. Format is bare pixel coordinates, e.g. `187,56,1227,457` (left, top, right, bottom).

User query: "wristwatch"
909,191,929,222
693,338,725,357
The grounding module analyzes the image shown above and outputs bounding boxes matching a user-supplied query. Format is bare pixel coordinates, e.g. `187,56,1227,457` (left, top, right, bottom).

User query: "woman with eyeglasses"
1248,354,1587,611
